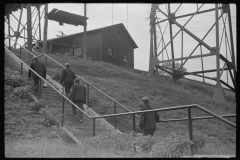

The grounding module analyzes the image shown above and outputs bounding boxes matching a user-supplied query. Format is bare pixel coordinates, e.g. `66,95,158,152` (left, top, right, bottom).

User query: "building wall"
51,36,74,55
49,25,135,68
71,32,102,61
101,25,135,68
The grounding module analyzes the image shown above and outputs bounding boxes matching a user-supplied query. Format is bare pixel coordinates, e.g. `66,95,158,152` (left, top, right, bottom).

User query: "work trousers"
33,78,41,92
71,101,84,120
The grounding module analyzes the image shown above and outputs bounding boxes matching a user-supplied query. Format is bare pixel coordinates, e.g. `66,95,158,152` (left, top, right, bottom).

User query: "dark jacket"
138,104,160,130
28,61,46,79
69,83,86,103
60,68,76,85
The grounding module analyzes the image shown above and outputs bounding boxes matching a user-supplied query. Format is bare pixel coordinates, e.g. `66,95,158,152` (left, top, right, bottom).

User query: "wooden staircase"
5,49,113,140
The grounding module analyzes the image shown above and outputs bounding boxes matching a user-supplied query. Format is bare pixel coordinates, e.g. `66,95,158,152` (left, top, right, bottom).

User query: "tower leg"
213,81,225,101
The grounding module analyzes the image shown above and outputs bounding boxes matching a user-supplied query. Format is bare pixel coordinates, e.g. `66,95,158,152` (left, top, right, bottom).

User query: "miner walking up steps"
138,97,160,137
68,78,87,123
60,63,77,101
28,56,46,93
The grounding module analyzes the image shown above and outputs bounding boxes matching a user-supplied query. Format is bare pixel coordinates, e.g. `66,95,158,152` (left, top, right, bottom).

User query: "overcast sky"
5,3,236,88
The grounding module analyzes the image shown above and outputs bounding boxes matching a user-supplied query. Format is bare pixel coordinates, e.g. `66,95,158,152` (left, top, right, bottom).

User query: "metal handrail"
90,104,196,119
7,36,136,116
6,37,139,134
195,104,236,127
87,103,236,156
5,47,91,119
41,53,135,114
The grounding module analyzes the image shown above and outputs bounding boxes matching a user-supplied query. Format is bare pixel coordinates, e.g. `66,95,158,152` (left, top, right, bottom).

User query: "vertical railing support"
39,78,42,98
114,102,117,129
93,118,96,136
87,84,89,107
133,113,136,132
187,107,194,156
62,96,65,127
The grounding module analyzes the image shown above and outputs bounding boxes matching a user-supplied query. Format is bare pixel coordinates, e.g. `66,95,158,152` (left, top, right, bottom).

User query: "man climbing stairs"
5,48,115,140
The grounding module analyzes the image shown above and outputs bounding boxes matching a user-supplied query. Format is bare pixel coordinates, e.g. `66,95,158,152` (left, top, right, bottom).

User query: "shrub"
5,68,26,88
5,84,13,94
133,135,156,153
30,99,47,111
41,108,62,126
150,132,192,157
13,86,33,100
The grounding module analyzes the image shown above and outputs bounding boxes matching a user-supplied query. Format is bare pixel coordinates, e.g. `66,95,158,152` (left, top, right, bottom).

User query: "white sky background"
5,3,236,88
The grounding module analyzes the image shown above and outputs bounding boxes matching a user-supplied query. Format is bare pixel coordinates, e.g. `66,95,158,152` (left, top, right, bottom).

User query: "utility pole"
37,5,41,41
43,4,48,67
83,3,87,59
168,4,176,80
27,4,32,62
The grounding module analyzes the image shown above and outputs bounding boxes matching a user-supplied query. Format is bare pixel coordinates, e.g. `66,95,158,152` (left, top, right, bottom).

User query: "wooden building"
41,23,138,68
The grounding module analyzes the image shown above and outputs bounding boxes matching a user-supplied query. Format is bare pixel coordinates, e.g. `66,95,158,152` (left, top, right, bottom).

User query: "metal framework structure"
5,4,44,50
5,3,88,63
149,3,236,101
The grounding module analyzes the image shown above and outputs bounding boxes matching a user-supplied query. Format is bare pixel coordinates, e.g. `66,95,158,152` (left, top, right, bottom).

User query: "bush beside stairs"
5,49,120,141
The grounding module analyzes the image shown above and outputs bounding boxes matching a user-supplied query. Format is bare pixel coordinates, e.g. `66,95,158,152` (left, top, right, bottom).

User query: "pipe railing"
5,47,91,124
7,36,137,113
87,103,236,156
6,38,138,132
7,37,139,130
42,52,135,113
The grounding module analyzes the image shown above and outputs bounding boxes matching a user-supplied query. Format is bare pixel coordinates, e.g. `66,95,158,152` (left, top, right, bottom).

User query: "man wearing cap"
138,97,160,136
60,63,77,99
28,56,46,92
68,78,86,123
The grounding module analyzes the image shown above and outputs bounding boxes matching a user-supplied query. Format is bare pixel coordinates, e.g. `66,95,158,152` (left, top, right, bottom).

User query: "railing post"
93,118,95,136
62,95,65,127
133,113,136,132
187,107,194,157
39,78,42,98
114,102,117,129
87,84,89,107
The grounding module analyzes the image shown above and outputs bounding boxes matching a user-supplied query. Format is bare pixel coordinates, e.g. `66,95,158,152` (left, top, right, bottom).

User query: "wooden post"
43,4,48,68
148,5,154,73
14,4,23,49
50,40,52,54
27,4,33,61
83,3,87,60
37,6,41,41
168,4,176,80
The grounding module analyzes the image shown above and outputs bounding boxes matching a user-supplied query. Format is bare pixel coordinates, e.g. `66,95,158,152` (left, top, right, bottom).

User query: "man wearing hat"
138,97,160,136
60,63,77,100
28,56,46,92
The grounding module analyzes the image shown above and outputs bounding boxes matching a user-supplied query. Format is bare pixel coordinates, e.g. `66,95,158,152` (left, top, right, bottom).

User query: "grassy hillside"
11,50,236,155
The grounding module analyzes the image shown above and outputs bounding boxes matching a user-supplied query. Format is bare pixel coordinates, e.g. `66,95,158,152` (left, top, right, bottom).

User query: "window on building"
108,46,115,57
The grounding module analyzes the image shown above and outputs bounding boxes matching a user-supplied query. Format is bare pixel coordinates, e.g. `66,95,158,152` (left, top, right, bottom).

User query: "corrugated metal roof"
48,8,88,26
5,4,43,16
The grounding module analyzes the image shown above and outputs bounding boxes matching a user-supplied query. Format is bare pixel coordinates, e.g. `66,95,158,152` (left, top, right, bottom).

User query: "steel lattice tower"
149,3,236,101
